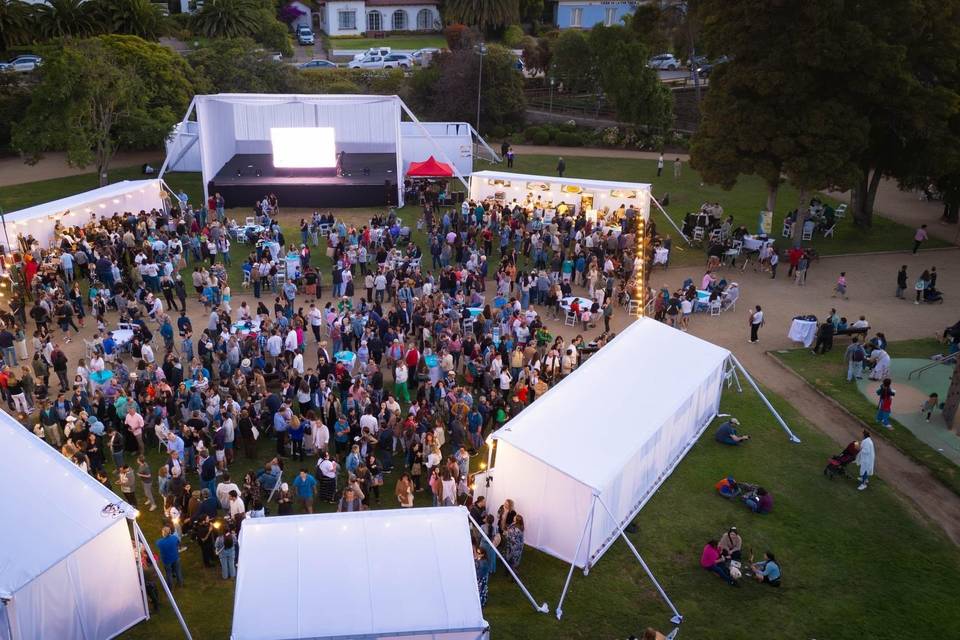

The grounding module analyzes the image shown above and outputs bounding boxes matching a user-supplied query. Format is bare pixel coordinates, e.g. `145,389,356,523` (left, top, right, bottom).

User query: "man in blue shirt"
156,527,183,587
714,418,750,445
273,405,289,456
293,469,318,513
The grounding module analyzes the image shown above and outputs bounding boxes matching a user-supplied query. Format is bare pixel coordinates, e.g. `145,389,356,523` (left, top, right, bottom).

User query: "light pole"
475,43,487,132
549,77,555,112
671,1,701,104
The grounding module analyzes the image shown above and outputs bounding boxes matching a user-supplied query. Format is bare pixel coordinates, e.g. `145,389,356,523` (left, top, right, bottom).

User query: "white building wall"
323,1,366,36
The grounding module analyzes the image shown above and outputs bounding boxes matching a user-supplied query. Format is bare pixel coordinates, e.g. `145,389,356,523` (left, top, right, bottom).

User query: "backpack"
851,345,865,362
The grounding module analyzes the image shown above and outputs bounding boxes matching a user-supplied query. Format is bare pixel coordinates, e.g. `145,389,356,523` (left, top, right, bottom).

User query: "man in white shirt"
141,342,155,365
228,490,246,517
216,473,240,509
266,331,283,365
359,411,379,435
749,305,764,343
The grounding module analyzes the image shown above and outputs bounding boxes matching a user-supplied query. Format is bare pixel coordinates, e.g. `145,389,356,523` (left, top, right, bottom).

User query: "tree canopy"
12,36,195,185
443,0,520,31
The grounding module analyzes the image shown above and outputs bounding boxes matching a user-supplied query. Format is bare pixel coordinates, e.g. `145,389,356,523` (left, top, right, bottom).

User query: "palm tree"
89,0,163,40
33,0,98,39
445,0,520,30
0,0,35,50
192,0,261,38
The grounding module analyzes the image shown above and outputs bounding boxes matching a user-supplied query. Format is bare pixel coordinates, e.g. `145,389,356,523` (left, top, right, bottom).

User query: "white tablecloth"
742,235,773,251
788,319,817,347
653,247,669,265
231,318,262,336
560,296,593,313
110,329,134,347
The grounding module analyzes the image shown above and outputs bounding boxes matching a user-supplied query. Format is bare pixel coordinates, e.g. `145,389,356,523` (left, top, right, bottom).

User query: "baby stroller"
824,441,859,479
922,287,944,304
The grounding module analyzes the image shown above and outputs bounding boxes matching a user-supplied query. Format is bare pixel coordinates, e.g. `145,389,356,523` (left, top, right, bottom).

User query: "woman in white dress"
868,348,891,381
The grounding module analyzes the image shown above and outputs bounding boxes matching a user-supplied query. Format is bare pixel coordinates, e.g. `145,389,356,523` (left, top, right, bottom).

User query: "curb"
765,350,960,499
813,246,959,259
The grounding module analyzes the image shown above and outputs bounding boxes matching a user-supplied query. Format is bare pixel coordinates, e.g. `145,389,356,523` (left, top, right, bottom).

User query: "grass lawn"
118,374,960,639
775,339,960,497
492,154,952,266
327,35,446,51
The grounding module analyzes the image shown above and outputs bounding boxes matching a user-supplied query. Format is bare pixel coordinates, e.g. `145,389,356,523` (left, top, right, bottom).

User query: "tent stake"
134,523,194,640
595,497,683,626
730,354,800,443
469,518,549,614
555,495,596,619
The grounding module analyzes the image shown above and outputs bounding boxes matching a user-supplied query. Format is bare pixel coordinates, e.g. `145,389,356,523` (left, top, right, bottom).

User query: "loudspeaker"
385,180,396,206
455,191,465,204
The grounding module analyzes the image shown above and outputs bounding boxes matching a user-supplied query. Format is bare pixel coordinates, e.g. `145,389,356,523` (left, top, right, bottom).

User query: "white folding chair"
781,222,792,238
319,224,332,237
564,310,577,326
709,299,722,316
627,300,642,316
802,227,813,241
242,270,252,287
693,227,705,242
835,204,847,219
823,224,837,238
462,318,474,334
244,216,256,226
709,229,722,244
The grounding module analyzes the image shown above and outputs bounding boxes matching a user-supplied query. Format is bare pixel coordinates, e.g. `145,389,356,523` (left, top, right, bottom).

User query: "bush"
559,120,577,133
524,125,543,141
531,129,550,145
490,124,507,139
555,131,582,146
503,25,524,48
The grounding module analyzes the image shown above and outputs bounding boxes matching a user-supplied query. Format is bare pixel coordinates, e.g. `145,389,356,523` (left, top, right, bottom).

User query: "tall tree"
0,0,34,50
589,25,672,132
88,0,164,39
33,0,97,38
444,0,519,31
189,37,303,93
550,29,595,92
13,36,194,186
192,0,261,38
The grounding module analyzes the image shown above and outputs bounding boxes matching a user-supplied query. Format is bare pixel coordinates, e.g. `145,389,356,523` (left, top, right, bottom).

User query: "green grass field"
775,339,960,497
327,35,446,51
118,378,960,640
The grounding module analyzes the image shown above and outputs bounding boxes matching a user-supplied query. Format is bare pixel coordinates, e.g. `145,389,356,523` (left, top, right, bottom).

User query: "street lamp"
475,43,487,132
669,1,701,104
549,77,555,113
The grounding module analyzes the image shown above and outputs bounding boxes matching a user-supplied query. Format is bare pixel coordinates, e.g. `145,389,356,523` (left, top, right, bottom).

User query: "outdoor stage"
209,153,398,208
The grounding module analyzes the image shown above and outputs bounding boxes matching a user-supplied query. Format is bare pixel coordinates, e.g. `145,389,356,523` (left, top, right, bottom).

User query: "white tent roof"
492,318,729,492
4,180,163,225
470,170,652,194
232,507,488,640
0,412,137,596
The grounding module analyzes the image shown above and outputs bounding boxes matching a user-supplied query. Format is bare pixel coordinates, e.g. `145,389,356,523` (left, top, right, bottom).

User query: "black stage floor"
209,153,398,208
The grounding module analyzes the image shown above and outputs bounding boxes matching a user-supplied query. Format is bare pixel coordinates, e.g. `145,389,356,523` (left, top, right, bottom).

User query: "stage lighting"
255,168,262,177
236,168,242,177
270,127,336,169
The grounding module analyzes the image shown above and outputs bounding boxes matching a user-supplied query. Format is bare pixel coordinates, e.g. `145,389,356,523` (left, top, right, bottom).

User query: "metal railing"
908,351,959,379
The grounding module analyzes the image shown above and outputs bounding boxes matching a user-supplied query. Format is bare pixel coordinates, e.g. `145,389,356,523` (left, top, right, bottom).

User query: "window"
338,10,357,31
367,10,382,31
391,9,407,30
570,7,582,28
416,8,433,31
604,7,616,26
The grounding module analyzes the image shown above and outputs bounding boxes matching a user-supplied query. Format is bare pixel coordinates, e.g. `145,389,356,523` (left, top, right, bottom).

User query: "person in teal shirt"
292,469,318,513
752,551,781,586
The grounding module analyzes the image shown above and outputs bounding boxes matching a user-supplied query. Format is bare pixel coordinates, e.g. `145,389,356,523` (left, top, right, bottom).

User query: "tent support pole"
595,497,683,626
468,124,501,164
398,101,470,192
134,523,194,640
468,518,549,614
730,355,800,443
555,495,596,620
133,522,151,620
725,358,743,393
267,469,284,503
650,194,690,245
158,97,197,181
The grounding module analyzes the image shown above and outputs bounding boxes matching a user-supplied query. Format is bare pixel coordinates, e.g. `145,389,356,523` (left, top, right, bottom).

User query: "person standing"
912,224,928,253
748,305,764,343
656,153,664,177
293,468,317,513
844,337,866,382
856,430,876,491
137,455,157,512
915,269,929,304
156,526,183,587
876,378,895,429
896,265,908,299
673,157,681,179
556,156,566,177
117,464,136,505
769,250,779,279
506,147,515,168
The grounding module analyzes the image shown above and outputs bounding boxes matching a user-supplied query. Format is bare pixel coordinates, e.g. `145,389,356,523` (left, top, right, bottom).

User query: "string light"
634,213,647,317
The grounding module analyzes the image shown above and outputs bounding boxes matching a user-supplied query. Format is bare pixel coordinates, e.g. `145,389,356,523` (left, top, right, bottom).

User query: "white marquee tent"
232,507,490,640
161,94,473,206
476,318,798,621
2,180,165,249
0,412,149,640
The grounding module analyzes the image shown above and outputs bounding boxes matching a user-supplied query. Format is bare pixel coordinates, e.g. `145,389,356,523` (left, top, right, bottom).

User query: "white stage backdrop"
195,94,403,201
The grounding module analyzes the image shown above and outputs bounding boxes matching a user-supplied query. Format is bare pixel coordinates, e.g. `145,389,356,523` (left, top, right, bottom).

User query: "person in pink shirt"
701,539,737,585
913,224,928,254
125,406,145,454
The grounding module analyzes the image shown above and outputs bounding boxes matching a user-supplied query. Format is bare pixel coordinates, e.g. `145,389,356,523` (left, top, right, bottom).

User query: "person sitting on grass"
700,539,737,586
750,551,781,586
715,418,750,445
743,486,773,514
715,476,740,498
718,526,743,561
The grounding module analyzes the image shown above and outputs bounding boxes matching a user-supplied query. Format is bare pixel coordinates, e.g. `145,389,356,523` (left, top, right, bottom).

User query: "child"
922,393,939,423
833,272,848,299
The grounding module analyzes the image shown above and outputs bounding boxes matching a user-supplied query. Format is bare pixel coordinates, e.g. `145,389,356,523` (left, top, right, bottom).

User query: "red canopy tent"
406,155,454,178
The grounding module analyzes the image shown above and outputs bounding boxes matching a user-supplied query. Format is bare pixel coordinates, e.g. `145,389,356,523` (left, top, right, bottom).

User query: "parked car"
352,47,392,61
696,55,730,77
647,53,680,71
300,59,337,69
410,48,440,66
382,53,414,69
296,26,315,46
1,55,42,73
348,54,385,69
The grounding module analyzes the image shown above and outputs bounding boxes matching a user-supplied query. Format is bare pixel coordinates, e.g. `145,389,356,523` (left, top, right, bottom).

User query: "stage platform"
209,153,399,208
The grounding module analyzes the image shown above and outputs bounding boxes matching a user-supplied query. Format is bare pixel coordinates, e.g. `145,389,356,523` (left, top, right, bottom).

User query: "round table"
742,235,774,252
335,351,356,367
788,319,818,347
467,307,484,318
560,296,593,313
232,318,262,337
653,247,669,265
90,370,113,385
